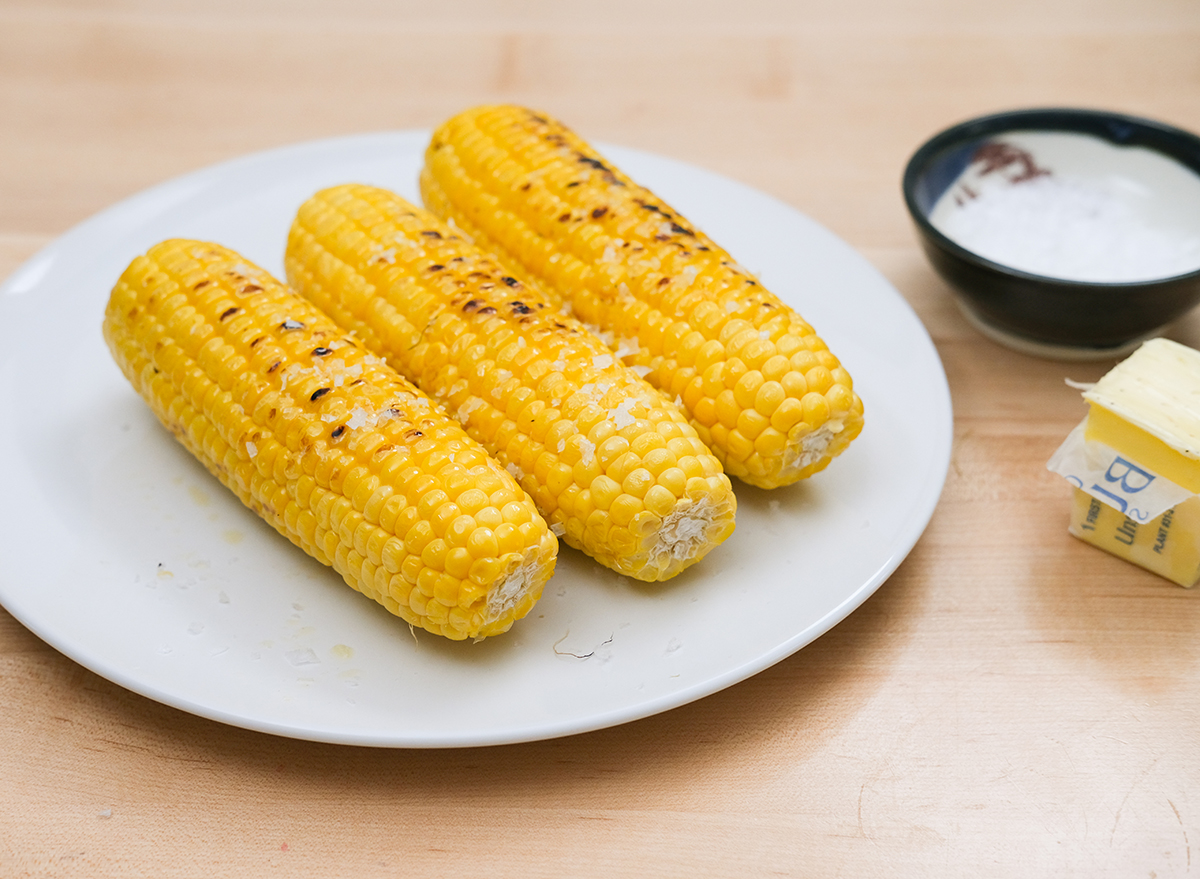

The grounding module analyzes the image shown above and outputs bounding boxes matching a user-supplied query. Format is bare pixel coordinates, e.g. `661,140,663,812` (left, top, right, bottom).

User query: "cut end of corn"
420,104,864,489
285,183,737,581
103,239,556,640
646,493,736,579
487,554,545,624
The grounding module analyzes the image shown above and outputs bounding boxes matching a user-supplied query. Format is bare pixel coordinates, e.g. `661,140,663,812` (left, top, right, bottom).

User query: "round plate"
0,130,951,747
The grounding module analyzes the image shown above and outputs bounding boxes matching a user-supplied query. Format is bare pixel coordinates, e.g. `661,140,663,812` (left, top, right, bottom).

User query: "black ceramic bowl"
903,108,1200,359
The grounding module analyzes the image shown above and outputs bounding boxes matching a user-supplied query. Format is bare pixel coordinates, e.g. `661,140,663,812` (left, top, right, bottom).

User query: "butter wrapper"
1047,419,1194,523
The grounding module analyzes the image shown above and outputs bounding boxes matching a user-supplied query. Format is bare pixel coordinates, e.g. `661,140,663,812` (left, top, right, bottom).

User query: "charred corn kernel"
286,184,736,581
103,239,556,641
420,104,865,488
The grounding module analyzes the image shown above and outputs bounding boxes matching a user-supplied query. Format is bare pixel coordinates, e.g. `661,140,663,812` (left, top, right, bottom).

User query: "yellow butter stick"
1065,338,1200,586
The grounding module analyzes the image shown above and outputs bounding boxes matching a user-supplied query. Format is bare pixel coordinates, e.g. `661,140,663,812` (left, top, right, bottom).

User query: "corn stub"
285,185,737,582
103,239,556,640
420,105,864,489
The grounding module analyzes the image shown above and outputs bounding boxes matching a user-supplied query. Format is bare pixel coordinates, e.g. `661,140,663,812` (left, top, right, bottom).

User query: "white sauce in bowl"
928,131,1200,283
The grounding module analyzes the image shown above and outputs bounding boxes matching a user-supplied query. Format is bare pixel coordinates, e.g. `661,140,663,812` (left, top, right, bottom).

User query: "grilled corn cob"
420,104,864,489
285,184,737,582
103,239,556,641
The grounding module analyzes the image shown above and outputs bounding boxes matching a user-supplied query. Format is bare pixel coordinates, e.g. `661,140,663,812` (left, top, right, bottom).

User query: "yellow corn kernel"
103,239,556,641
420,104,864,487
286,185,736,581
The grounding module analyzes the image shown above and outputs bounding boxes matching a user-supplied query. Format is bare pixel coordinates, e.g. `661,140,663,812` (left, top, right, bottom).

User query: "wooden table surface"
3,1,1199,876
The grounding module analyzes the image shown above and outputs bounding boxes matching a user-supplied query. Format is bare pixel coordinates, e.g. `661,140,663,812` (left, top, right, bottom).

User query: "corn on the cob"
103,239,556,641
419,104,865,489
285,184,737,582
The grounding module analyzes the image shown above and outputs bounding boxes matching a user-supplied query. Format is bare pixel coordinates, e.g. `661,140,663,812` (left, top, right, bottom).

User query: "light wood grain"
3,2,1200,876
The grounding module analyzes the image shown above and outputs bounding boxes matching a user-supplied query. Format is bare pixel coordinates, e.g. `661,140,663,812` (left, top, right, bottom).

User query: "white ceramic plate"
0,131,951,747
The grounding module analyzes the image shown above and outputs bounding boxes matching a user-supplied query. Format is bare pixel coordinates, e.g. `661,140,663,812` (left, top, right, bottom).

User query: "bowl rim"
901,106,1200,289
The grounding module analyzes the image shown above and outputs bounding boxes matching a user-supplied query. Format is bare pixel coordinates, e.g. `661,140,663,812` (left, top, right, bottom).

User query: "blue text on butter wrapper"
1083,456,1157,522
